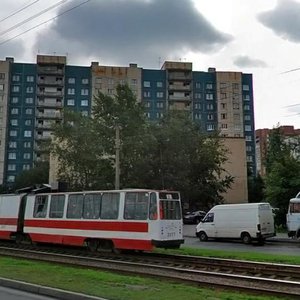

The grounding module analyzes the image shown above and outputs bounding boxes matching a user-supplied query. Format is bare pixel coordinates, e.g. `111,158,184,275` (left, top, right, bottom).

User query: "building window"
24,130,32,137
26,86,33,93
143,81,151,87
81,100,88,106
207,124,215,131
156,102,164,108
25,120,32,126
156,112,163,118
143,91,151,98
11,108,18,114
81,89,89,96
145,112,150,118
206,103,213,110
23,153,31,159
12,85,20,92
10,130,17,137
156,92,163,98
12,97,18,103
243,94,250,101
67,99,75,106
0,84,4,91
207,114,214,120
206,93,214,100
68,88,75,95
131,79,137,85
144,101,151,108
221,123,228,129
157,81,163,88
244,104,250,110
0,73,4,80
12,75,20,82
194,103,201,109
9,141,17,148
26,97,34,104
244,115,251,121
206,83,213,89
7,164,16,171
247,155,253,162
221,103,227,109
68,78,75,84
24,141,31,148
195,82,201,89
194,113,201,120
108,89,114,95
246,145,252,152
7,175,15,183
245,125,252,131
221,113,227,119
26,76,34,82
8,153,16,159
195,93,201,99
82,78,89,84
11,119,18,126
233,103,240,109
81,111,88,117
25,108,33,115
245,135,252,141
23,164,31,170
243,84,250,91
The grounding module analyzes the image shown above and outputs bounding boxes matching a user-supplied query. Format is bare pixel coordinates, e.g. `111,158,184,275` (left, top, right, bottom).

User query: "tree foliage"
264,127,300,226
51,84,233,208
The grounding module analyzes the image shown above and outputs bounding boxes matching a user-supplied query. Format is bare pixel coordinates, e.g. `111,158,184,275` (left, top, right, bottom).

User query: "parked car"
183,210,206,224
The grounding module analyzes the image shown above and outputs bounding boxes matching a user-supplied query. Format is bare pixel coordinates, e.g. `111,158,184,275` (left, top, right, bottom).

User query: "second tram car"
0,189,184,252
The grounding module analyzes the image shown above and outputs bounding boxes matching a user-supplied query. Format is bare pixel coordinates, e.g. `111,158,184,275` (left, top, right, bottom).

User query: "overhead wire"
0,0,92,46
0,0,68,37
0,0,40,23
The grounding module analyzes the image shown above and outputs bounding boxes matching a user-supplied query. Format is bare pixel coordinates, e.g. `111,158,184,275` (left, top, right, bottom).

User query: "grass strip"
0,256,287,300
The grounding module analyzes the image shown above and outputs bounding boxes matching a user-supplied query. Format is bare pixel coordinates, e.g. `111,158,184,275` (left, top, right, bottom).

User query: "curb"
0,277,107,300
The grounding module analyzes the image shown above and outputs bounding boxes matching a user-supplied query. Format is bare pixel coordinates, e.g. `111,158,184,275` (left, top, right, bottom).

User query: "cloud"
34,0,232,66
233,55,267,68
258,0,300,43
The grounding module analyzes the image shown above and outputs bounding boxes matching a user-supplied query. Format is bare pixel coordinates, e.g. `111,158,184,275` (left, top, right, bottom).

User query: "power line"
0,0,92,46
280,67,300,75
0,0,68,37
0,0,40,23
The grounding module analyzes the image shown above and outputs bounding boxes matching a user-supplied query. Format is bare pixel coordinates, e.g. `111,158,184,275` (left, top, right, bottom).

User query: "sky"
1,0,300,130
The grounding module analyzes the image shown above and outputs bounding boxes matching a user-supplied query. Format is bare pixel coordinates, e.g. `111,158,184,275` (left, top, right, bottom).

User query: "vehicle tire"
199,231,208,242
87,239,99,252
241,233,252,244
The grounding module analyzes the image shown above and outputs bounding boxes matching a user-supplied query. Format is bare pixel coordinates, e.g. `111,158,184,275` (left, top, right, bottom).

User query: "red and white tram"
0,189,184,252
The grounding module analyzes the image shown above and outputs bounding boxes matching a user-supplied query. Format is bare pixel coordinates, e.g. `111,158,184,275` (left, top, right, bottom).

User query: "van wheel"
199,231,208,242
241,233,251,244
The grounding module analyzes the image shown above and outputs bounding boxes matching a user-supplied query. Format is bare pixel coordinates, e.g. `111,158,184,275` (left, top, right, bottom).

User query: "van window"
290,203,300,213
203,212,214,223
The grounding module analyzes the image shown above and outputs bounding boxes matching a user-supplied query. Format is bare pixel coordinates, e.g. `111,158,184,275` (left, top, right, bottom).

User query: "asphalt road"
183,225,300,255
0,286,58,300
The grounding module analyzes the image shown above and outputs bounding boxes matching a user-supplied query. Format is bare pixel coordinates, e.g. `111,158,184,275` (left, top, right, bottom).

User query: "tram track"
0,243,299,298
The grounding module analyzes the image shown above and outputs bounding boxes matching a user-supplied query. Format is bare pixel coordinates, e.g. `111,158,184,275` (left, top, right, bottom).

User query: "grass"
0,251,292,300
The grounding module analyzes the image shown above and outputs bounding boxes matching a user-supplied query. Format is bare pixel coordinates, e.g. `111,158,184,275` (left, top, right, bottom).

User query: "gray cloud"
258,0,300,43
233,55,267,68
34,0,232,66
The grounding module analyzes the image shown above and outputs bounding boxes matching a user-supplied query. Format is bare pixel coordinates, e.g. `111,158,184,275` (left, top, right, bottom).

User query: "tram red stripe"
24,219,148,232
0,231,13,239
0,218,18,226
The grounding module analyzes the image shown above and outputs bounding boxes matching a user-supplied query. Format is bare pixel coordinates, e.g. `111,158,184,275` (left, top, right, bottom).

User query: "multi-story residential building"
256,125,300,176
0,55,255,204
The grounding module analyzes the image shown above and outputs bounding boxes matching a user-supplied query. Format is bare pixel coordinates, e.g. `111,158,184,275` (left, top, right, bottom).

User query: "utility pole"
115,125,120,190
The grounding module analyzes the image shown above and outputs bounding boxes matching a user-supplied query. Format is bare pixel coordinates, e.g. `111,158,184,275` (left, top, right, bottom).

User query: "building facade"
0,55,255,203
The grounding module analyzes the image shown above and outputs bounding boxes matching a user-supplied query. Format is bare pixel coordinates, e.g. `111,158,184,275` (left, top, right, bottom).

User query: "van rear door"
258,204,274,235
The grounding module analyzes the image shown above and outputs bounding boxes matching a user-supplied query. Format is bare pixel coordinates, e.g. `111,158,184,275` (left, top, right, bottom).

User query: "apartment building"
0,55,255,203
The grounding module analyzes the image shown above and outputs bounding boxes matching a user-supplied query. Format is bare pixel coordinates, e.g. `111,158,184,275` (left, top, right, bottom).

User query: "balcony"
37,78,64,86
37,100,63,108
37,67,64,75
168,72,192,81
168,83,191,91
37,111,62,119
168,95,191,101
37,90,63,97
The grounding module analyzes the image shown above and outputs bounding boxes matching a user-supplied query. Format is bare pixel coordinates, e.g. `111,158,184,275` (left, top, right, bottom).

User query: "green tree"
264,127,300,226
51,109,114,191
248,173,265,203
14,162,49,190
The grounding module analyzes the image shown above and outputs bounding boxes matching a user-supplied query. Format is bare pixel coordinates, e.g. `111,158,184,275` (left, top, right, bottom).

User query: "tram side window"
83,193,101,219
124,192,149,220
33,195,48,218
149,192,158,220
290,203,300,213
67,194,84,219
49,195,65,218
159,200,181,220
100,193,119,219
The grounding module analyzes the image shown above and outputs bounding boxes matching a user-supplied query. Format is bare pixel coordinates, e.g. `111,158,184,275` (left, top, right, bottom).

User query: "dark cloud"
233,55,267,68
258,0,300,43
34,0,232,66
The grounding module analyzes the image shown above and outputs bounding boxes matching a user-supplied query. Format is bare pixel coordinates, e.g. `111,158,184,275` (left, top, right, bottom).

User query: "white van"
286,193,300,238
196,203,275,244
